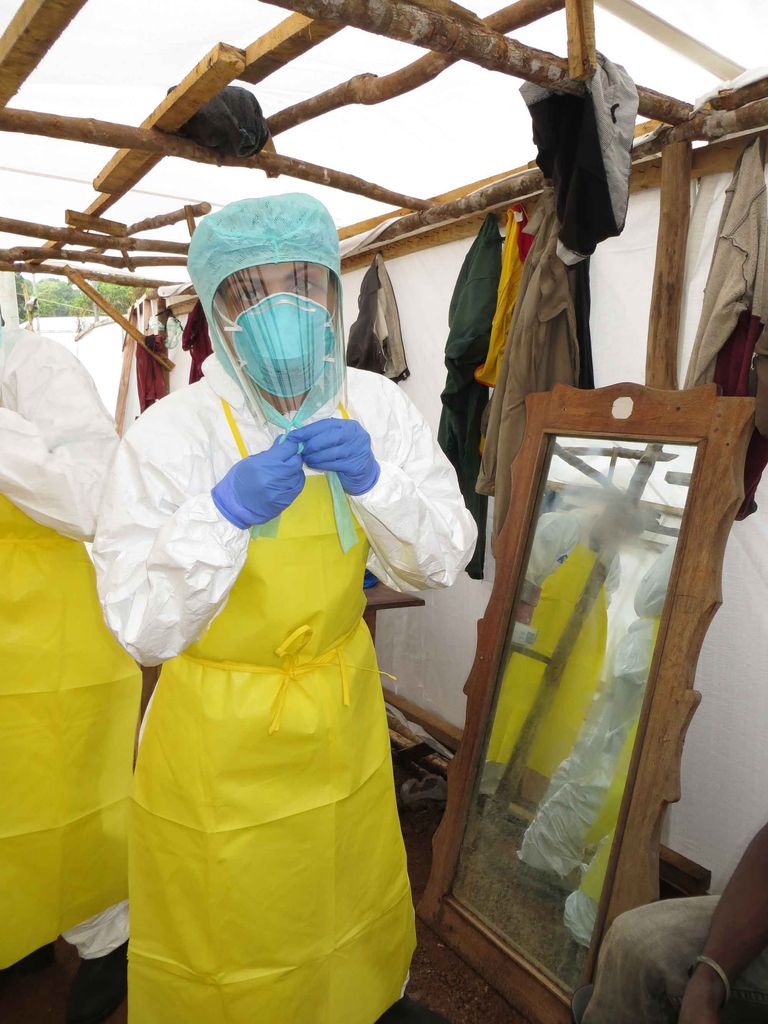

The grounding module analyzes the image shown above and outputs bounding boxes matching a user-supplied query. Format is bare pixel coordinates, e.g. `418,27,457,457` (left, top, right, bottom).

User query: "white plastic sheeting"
1,0,767,267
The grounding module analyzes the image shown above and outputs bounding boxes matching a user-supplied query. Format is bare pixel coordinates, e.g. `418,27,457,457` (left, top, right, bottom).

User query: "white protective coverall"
92,353,477,996
516,543,675,944
94,357,477,665
0,325,139,962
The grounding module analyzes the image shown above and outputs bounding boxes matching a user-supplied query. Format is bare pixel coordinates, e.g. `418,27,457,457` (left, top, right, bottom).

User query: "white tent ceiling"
0,0,765,282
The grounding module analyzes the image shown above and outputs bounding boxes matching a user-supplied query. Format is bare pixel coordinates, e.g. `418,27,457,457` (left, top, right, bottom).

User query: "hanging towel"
182,300,213,384
475,207,531,390
136,335,168,412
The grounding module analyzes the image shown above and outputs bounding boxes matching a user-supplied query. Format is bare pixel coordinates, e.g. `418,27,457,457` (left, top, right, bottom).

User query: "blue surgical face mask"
234,292,335,399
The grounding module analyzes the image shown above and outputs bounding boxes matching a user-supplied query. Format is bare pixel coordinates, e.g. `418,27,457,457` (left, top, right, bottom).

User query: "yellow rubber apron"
129,403,415,1024
486,544,607,778
0,495,141,967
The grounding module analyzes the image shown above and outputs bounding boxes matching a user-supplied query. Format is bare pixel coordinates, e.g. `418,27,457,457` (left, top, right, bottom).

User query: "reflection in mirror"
453,437,696,991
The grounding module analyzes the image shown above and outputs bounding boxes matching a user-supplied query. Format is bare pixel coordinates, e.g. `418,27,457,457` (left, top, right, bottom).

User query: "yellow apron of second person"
486,544,607,777
0,495,141,967
129,401,415,1023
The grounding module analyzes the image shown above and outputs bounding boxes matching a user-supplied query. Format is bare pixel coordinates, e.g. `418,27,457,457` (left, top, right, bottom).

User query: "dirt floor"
0,804,530,1024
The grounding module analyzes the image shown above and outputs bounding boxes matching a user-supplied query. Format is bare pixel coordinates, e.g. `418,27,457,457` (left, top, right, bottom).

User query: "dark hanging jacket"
521,53,638,266
347,254,409,382
438,213,502,579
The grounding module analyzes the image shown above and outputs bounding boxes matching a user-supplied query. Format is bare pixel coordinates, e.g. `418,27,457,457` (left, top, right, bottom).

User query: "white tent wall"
342,238,497,729
340,168,768,893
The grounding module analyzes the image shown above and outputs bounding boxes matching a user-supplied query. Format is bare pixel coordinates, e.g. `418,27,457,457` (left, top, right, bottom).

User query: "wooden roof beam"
65,210,127,235
269,0,566,137
0,245,186,269
127,202,211,235
259,0,692,124
0,261,176,289
0,106,434,211
565,0,596,81
0,0,87,108
240,13,342,84
92,42,246,200
64,267,175,370
0,214,189,252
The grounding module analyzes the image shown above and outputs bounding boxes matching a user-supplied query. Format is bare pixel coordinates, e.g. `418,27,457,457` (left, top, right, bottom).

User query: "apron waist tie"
181,620,394,734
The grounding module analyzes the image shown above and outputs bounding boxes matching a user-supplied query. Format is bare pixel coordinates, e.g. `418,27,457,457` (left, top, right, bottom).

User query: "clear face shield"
212,262,346,429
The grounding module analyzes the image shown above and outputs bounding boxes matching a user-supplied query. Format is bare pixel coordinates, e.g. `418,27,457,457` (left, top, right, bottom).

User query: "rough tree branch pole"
268,0,567,135
259,0,691,124
0,108,432,213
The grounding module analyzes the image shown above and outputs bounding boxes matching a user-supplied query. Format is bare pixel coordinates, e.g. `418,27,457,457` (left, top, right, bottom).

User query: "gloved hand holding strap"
212,433,304,529
291,418,380,496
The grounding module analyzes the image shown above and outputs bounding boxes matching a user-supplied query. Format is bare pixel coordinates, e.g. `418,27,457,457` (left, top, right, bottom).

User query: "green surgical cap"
187,193,341,326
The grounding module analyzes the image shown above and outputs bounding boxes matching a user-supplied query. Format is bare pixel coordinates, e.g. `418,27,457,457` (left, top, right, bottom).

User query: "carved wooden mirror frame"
420,382,754,1023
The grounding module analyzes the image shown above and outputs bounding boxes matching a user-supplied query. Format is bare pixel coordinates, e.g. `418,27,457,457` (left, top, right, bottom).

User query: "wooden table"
363,581,425,643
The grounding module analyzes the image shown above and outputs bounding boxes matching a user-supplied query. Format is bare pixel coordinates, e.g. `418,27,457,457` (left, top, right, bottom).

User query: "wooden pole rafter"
268,0,566,137
0,215,189,253
0,107,432,212
0,262,174,290
565,0,596,81
93,42,246,199
645,141,692,389
64,14,342,229
0,261,177,289
0,0,86,108
241,12,342,84
259,0,692,124
64,267,175,370
127,202,211,235
0,246,186,268
65,210,128,236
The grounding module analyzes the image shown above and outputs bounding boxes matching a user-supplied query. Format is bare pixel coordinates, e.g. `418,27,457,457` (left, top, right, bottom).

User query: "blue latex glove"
212,434,304,528
291,418,380,496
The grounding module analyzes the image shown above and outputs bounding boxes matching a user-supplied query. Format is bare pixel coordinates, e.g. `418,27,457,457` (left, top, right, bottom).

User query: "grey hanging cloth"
521,54,638,266
177,85,270,157
347,254,410,383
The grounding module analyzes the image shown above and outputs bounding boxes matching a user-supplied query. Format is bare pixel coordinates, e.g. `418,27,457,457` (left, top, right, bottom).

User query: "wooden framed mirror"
420,383,754,1023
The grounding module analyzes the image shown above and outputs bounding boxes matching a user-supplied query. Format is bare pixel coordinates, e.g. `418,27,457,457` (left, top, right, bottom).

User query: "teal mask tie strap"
250,417,358,553
327,471,358,554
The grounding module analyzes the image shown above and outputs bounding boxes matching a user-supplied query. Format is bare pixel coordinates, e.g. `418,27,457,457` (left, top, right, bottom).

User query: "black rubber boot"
0,941,55,977
376,995,451,1023
571,984,594,1024
65,941,128,1024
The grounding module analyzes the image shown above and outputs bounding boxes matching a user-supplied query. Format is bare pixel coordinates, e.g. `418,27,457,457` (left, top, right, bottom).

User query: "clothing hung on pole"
136,333,169,411
437,212,502,579
181,300,214,384
477,191,581,540
475,207,531,391
521,54,638,266
347,253,409,383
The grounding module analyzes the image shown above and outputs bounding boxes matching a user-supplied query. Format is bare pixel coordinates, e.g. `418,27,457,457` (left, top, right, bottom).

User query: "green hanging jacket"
438,213,502,579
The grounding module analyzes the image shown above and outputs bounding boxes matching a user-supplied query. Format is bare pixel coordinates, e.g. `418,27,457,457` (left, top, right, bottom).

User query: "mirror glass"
453,436,696,990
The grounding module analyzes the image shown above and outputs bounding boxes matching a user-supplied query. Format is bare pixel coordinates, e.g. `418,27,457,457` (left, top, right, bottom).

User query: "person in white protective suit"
0,321,141,1024
92,194,476,1024
482,505,621,799
517,543,676,945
